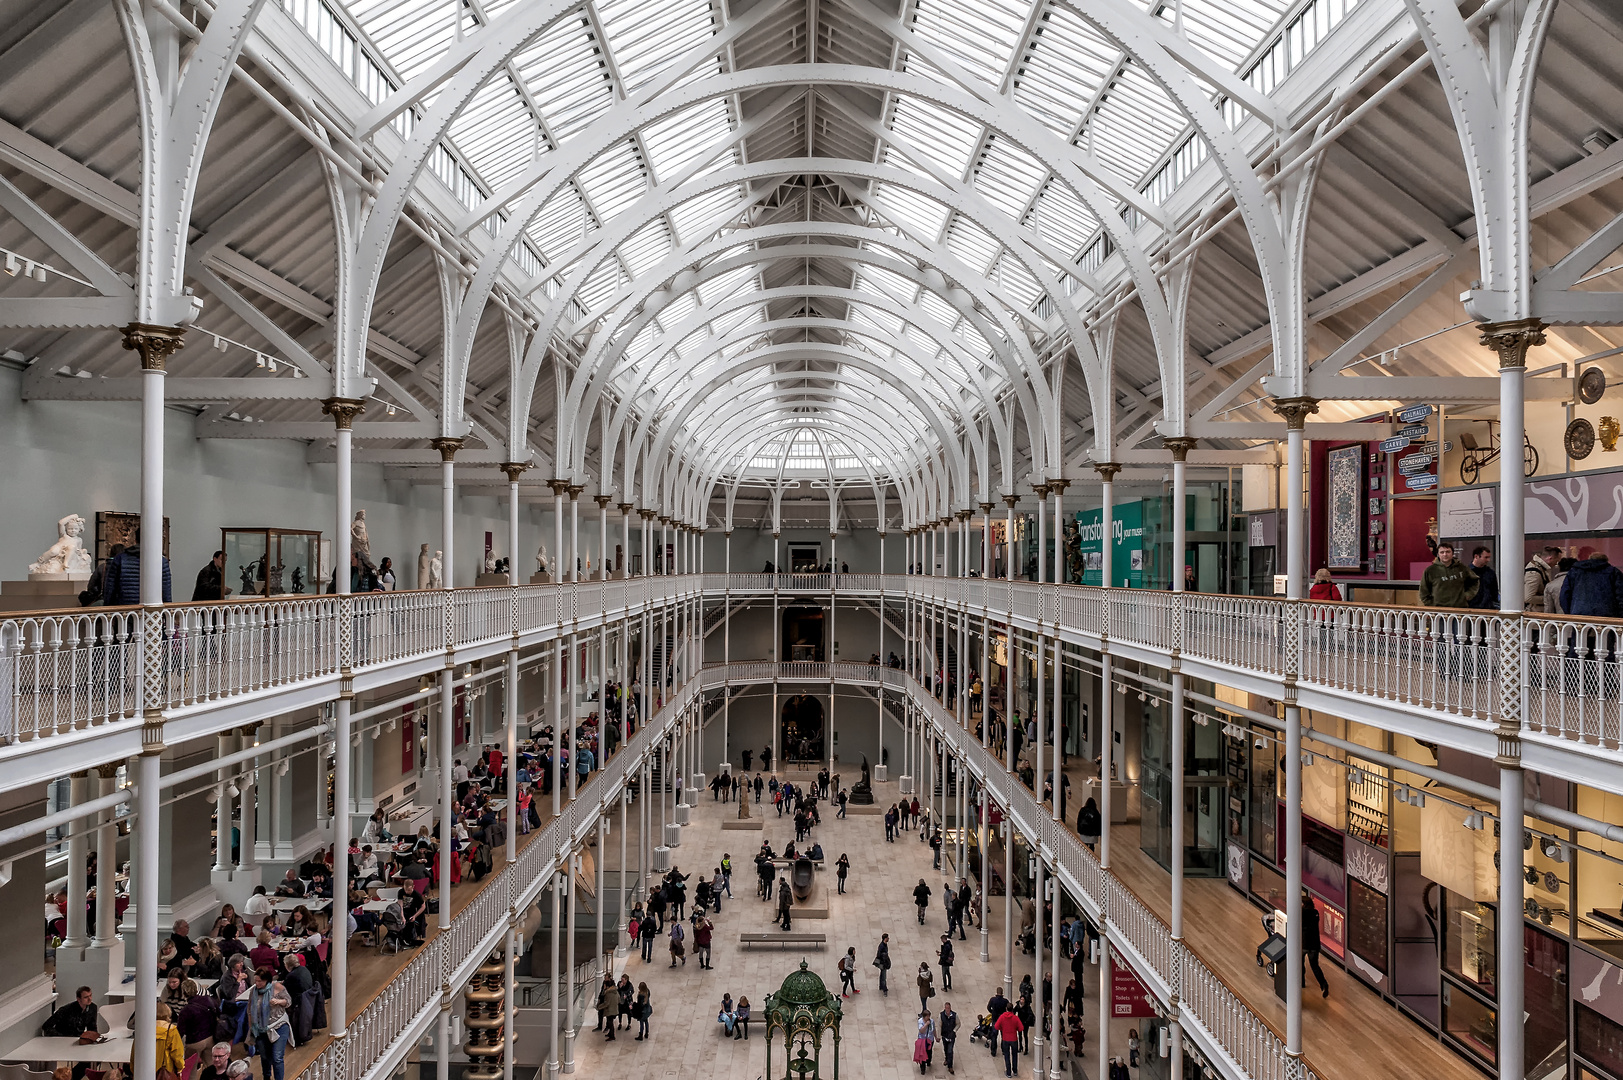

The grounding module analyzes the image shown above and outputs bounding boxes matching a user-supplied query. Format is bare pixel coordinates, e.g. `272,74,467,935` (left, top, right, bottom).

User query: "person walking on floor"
694,916,713,969
667,920,685,967
930,826,943,869
1302,888,1330,997
913,878,932,924
914,1009,936,1073
838,947,860,997
875,934,891,994
986,989,1010,1058
994,1006,1025,1077
777,877,793,930
1078,797,1102,851
836,853,850,894
939,934,955,989
939,1002,959,1075
639,912,657,961
917,962,935,1015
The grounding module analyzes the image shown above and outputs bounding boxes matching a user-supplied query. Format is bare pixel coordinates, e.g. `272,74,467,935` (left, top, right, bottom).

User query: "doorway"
781,695,825,764
789,545,821,571
782,605,825,661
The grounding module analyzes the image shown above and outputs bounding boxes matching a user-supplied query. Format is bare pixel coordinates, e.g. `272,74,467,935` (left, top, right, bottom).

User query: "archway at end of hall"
780,694,825,765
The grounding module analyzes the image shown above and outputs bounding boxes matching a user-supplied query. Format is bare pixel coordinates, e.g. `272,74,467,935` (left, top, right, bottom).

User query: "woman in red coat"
1309,568,1342,601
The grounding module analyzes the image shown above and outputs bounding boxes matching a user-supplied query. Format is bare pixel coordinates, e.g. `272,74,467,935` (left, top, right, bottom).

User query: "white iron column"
91,764,120,947
1004,496,1017,581
1032,852,1045,1079
439,665,455,931
1034,485,1048,584
563,852,577,1072
62,772,90,948
620,504,633,578
1485,321,1543,1080
569,487,582,581
133,749,160,1080
547,870,561,1079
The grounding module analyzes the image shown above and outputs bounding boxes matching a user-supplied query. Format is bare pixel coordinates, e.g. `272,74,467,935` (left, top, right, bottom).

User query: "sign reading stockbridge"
1076,500,1144,588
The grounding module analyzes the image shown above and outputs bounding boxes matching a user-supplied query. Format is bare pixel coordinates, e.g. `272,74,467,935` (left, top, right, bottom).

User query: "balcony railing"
3,573,1618,778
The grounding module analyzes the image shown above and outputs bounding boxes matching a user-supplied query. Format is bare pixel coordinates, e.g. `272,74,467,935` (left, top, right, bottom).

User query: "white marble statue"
28,514,93,579
482,550,495,574
418,543,431,589
351,510,373,569
429,550,443,589
535,544,549,573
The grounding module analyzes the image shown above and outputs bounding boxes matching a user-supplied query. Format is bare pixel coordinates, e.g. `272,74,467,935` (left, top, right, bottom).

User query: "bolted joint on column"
429,436,463,462
1092,461,1121,482
500,461,531,483
1161,436,1198,462
321,397,366,429
1478,318,1547,369
121,323,186,371
1270,396,1320,430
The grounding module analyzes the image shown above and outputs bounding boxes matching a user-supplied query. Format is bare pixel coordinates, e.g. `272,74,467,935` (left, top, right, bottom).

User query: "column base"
718,762,732,776
665,820,684,843
673,804,691,826
873,765,888,782
652,845,672,873
899,774,914,795
689,772,705,795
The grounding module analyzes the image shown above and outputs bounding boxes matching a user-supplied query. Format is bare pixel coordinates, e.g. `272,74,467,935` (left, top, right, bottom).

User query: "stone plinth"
0,577,89,612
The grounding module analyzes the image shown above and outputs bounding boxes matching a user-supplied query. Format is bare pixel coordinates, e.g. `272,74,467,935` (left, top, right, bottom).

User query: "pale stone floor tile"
566,781,1120,1080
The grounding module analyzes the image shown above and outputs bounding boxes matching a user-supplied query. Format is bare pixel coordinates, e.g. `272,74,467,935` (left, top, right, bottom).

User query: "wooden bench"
739,932,827,950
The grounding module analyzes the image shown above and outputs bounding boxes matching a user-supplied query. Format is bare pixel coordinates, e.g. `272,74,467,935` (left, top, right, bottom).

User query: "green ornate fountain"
764,959,843,1080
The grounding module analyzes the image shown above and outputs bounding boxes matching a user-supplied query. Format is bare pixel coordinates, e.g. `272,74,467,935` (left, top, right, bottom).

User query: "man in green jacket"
1419,543,1479,608
1419,542,1481,679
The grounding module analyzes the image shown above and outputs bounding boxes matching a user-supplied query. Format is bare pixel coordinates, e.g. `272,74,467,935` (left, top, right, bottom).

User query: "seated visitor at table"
244,885,275,917
41,985,99,1038
249,930,281,970
273,869,305,898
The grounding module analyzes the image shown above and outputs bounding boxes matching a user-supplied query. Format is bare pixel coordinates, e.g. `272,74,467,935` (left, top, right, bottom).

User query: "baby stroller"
968,1013,997,1046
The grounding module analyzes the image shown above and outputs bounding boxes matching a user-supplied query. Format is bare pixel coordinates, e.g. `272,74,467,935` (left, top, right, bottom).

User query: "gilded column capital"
121,323,186,371
321,397,366,430
428,436,463,462
1093,462,1121,482
1478,317,1547,369
499,461,530,483
1162,436,1198,462
1270,397,1320,430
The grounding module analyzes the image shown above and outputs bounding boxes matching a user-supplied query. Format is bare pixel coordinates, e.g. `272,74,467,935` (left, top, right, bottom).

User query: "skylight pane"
617,220,672,277
596,0,717,96
944,217,1000,275
528,188,590,263
512,16,615,142
447,76,537,190
1085,63,1184,182
576,141,649,224
973,134,1047,221
909,0,1030,89
1012,8,1115,136
669,184,745,245
641,99,735,183
888,97,982,178
869,183,951,240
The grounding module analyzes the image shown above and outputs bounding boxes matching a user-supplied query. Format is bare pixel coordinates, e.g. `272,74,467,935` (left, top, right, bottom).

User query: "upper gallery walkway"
2,573,1618,798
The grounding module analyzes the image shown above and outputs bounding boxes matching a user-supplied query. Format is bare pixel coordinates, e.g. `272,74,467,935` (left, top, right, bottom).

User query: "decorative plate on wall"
1566,417,1596,460
1579,366,1607,405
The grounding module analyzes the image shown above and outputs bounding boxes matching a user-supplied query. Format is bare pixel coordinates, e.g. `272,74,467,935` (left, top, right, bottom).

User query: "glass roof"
285,0,1361,480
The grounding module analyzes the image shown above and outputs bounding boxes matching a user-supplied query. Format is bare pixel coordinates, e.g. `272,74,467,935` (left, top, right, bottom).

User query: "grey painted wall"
0,787,46,1000
0,366,554,589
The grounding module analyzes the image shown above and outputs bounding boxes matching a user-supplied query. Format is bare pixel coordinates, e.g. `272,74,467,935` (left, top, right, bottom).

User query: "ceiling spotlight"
254,353,266,368
226,783,239,798
265,358,277,373
1462,811,1484,831
278,759,290,776
213,334,227,351
3,252,17,275
1254,737,1267,749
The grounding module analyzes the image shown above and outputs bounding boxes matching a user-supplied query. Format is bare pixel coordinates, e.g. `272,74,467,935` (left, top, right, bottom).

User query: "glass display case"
1442,979,1497,1065
220,528,322,598
1444,890,1497,993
